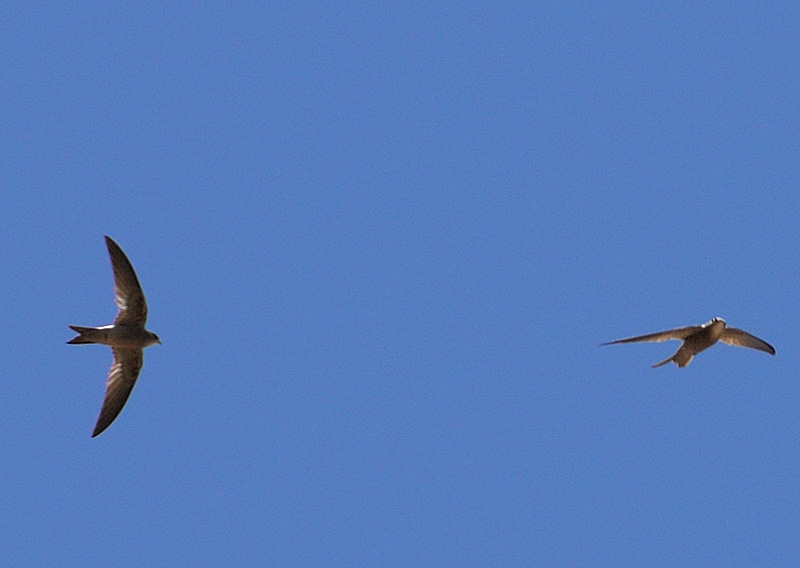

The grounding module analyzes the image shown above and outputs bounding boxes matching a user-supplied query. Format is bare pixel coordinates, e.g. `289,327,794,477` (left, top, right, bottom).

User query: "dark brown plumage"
68,236,161,437
602,317,774,368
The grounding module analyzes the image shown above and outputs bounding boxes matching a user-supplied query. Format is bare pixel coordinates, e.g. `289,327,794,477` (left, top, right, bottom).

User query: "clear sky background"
2,3,799,566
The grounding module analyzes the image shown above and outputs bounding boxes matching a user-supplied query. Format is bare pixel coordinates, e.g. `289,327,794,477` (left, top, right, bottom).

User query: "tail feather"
652,350,693,368
652,356,673,368
67,325,100,344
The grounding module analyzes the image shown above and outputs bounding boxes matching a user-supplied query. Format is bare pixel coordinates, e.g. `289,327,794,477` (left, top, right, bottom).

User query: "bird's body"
602,317,774,368
68,236,160,437
67,324,161,348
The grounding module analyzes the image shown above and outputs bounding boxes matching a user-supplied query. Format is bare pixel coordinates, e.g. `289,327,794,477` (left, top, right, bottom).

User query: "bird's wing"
92,347,144,437
601,326,701,345
105,236,148,326
719,328,776,355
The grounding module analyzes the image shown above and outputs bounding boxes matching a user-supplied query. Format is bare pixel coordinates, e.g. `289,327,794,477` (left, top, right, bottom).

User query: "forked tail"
652,352,693,368
67,325,101,344
652,356,674,368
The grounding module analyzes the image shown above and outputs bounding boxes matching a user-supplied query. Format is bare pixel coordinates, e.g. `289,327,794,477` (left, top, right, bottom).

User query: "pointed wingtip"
104,235,124,251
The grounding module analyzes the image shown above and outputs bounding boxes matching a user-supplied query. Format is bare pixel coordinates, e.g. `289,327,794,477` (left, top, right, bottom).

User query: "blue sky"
2,3,799,566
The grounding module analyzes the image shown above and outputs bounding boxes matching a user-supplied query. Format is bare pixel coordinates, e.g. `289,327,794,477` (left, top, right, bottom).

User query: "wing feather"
105,236,148,326
601,326,701,346
92,347,144,437
719,328,776,355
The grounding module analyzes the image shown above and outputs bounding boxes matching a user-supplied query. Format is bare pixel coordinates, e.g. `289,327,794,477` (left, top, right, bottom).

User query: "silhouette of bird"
68,236,161,436
602,317,774,368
